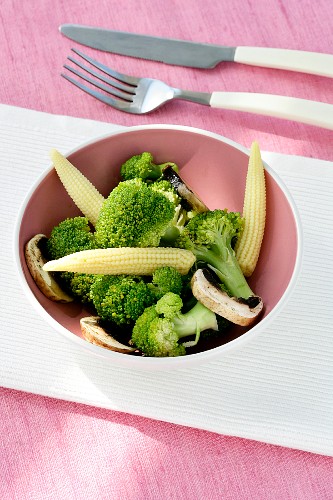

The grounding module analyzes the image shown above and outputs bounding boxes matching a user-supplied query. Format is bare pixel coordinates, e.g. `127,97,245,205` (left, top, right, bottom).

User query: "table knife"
59,24,333,78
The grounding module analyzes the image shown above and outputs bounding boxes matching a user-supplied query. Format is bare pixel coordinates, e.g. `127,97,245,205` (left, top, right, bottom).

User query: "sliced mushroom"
191,268,263,326
80,316,136,353
25,234,73,303
162,165,209,213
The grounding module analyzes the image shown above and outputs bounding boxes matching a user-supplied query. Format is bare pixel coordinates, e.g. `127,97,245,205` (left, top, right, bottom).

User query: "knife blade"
59,24,333,78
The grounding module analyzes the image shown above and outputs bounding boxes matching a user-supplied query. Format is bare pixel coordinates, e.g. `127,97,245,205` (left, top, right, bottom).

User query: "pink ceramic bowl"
14,125,302,370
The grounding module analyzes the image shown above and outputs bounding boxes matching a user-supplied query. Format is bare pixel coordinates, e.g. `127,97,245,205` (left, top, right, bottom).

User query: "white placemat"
1,104,332,457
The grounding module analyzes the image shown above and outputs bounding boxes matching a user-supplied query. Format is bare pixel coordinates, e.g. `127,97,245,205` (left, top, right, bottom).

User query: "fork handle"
209,92,333,130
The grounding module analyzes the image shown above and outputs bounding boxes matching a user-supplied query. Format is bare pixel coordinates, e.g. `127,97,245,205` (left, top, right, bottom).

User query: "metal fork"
62,49,333,130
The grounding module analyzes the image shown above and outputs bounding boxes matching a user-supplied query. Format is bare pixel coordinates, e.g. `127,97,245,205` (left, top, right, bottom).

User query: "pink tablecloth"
1,0,332,498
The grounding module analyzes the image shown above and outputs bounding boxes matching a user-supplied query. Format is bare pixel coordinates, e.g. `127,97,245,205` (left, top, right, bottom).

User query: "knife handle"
234,47,333,78
209,92,333,130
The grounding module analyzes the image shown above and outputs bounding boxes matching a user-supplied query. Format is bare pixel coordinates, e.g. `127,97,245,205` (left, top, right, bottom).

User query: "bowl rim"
13,124,303,370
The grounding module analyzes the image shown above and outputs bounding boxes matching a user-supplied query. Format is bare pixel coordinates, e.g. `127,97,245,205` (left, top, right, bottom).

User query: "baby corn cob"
235,141,266,277
43,247,196,276
50,149,105,227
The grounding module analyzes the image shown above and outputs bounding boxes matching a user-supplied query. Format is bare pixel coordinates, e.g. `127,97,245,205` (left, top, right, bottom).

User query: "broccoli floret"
149,266,183,300
150,179,180,205
120,152,178,181
69,273,97,304
56,270,97,304
46,216,96,260
149,179,195,245
95,178,175,248
90,275,155,326
160,204,191,245
176,209,253,299
46,217,97,301
131,292,218,357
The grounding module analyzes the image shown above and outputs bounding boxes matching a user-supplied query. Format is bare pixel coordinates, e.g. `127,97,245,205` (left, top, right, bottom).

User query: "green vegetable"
148,266,183,300
90,275,155,326
150,179,180,205
176,209,253,299
131,292,218,357
150,179,189,244
120,152,178,181
150,178,199,246
46,217,97,301
95,178,175,248
70,273,97,304
46,216,96,260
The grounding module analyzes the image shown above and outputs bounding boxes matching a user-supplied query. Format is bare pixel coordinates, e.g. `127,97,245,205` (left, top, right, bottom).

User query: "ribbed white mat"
1,104,332,456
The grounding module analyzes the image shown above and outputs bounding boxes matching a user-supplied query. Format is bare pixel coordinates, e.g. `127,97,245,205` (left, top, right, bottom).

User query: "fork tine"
62,49,166,115
61,73,137,113
71,48,140,86
63,64,134,101
67,56,135,94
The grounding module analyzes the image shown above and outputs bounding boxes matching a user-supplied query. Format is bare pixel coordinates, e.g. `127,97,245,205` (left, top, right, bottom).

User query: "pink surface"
1,0,333,498
1,0,333,162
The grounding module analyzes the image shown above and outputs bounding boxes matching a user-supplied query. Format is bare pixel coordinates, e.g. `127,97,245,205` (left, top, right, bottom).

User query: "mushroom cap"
25,234,73,303
80,316,136,353
162,165,209,213
191,268,263,326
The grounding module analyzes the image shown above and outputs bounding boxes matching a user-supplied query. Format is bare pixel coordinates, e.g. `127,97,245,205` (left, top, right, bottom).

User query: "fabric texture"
1,0,333,498
0,0,332,161
0,104,333,494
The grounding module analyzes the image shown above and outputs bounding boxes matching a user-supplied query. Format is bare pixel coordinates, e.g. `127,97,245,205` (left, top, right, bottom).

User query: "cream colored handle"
234,47,333,78
209,92,333,130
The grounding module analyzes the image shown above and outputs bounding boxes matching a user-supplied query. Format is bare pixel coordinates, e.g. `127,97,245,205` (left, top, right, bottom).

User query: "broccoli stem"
192,246,253,299
172,301,218,338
